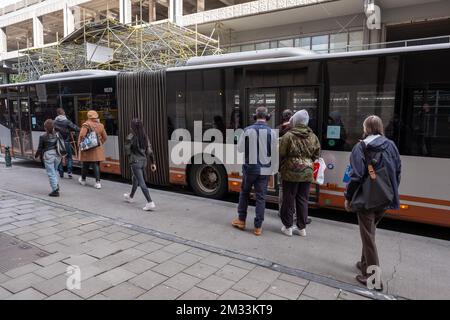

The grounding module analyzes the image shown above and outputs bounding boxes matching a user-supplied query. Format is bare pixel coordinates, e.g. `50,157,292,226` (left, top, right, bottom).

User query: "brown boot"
231,218,245,230
254,228,262,236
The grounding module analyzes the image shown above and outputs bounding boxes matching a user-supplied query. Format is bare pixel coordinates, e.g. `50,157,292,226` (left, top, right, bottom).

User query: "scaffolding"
14,18,222,82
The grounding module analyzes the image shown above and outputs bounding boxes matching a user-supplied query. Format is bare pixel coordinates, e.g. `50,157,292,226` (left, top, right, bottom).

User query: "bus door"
247,88,279,197
280,86,321,206
8,98,32,157
60,94,91,160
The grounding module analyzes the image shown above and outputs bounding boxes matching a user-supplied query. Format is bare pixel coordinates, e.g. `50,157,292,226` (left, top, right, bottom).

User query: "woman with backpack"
78,110,108,189
344,115,401,290
35,119,61,197
123,118,157,211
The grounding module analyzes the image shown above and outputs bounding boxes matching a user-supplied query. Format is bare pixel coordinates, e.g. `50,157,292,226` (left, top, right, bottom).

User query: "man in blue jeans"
231,106,278,236
54,108,80,179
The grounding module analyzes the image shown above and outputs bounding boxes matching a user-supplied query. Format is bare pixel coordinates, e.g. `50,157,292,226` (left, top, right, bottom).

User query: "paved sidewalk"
0,188,371,300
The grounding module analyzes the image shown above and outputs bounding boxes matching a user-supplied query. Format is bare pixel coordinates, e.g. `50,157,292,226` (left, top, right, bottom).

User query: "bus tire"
189,163,228,199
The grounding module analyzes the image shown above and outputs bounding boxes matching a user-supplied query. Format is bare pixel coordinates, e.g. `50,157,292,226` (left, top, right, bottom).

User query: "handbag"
350,142,394,212
79,125,101,151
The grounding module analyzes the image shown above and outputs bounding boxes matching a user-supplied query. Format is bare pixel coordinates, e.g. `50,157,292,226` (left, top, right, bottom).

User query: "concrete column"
33,15,44,48
64,4,75,37
169,0,183,24
0,28,7,54
169,0,175,23
198,0,205,12
120,0,132,24
149,0,156,22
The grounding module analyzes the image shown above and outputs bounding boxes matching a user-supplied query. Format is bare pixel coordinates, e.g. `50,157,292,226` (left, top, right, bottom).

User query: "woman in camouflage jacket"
279,110,321,237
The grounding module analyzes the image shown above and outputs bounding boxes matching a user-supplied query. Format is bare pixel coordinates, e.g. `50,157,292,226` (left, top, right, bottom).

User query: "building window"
278,39,294,48
241,44,255,52
349,31,364,51
295,37,311,50
255,42,270,50
312,35,329,53
330,33,348,53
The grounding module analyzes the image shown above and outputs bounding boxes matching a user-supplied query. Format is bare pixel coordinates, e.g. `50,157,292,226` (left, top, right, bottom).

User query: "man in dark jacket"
54,108,79,179
232,106,278,236
344,115,401,291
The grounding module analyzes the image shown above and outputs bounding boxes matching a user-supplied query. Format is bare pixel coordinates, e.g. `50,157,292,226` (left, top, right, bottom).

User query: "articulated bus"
1,43,449,227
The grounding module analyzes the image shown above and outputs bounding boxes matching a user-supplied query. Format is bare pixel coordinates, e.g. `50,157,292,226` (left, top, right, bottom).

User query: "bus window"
403,89,450,158
282,87,318,132
326,56,399,150
92,78,118,135
248,88,277,128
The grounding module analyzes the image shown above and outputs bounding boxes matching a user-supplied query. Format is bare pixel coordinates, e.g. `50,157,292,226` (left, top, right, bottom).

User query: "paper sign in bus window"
327,125,341,139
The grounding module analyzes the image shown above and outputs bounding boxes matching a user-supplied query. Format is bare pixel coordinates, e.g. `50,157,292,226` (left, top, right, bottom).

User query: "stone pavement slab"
0,182,384,301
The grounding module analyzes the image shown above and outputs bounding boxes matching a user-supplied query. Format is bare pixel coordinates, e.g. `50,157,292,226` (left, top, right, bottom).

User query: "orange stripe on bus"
320,185,450,207
319,193,450,228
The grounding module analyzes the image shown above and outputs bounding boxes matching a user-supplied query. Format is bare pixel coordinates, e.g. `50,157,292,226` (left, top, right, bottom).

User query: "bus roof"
168,42,450,72
0,70,119,88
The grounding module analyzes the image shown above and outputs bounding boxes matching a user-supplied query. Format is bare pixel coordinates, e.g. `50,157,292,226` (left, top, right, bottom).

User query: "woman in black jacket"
123,119,157,211
35,119,61,197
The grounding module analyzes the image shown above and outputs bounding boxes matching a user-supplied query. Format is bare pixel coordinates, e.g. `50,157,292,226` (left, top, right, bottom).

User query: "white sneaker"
143,202,156,211
293,226,307,237
94,182,102,189
78,177,86,186
281,226,293,237
123,193,134,203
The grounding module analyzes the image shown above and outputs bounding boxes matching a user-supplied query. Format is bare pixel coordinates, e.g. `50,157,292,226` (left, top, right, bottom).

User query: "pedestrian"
344,115,401,290
54,107,79,179
277,109,293,137
277,109,293,217
231,106,277,236
123,118,157,211
78,110,108,189
34,119,61,197
279,110,320,237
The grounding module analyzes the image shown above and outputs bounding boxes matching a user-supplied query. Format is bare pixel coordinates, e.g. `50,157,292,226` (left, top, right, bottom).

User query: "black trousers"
357,210,385,276
280,181,311,229
81,161,100,182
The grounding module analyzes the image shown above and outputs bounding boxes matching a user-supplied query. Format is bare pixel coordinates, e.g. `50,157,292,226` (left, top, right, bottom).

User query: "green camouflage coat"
279,125,321,182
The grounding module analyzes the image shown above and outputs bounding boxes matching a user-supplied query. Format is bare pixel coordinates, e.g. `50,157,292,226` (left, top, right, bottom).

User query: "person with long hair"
344,115,401,290
123,118,157,211
35,119,61,197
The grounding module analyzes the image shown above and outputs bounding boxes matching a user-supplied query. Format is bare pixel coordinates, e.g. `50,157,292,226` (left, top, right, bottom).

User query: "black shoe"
49,190,60,197
306,217,312,225
68,173,73,179
59,173,64,178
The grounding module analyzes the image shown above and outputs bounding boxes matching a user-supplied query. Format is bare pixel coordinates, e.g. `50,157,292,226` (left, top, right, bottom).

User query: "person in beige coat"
77,110,108,189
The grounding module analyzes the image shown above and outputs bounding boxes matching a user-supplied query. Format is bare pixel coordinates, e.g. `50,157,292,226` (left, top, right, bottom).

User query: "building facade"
1,0,450,82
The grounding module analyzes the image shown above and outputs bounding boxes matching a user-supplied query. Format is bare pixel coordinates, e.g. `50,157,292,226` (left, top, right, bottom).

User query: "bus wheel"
189,164,227,199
